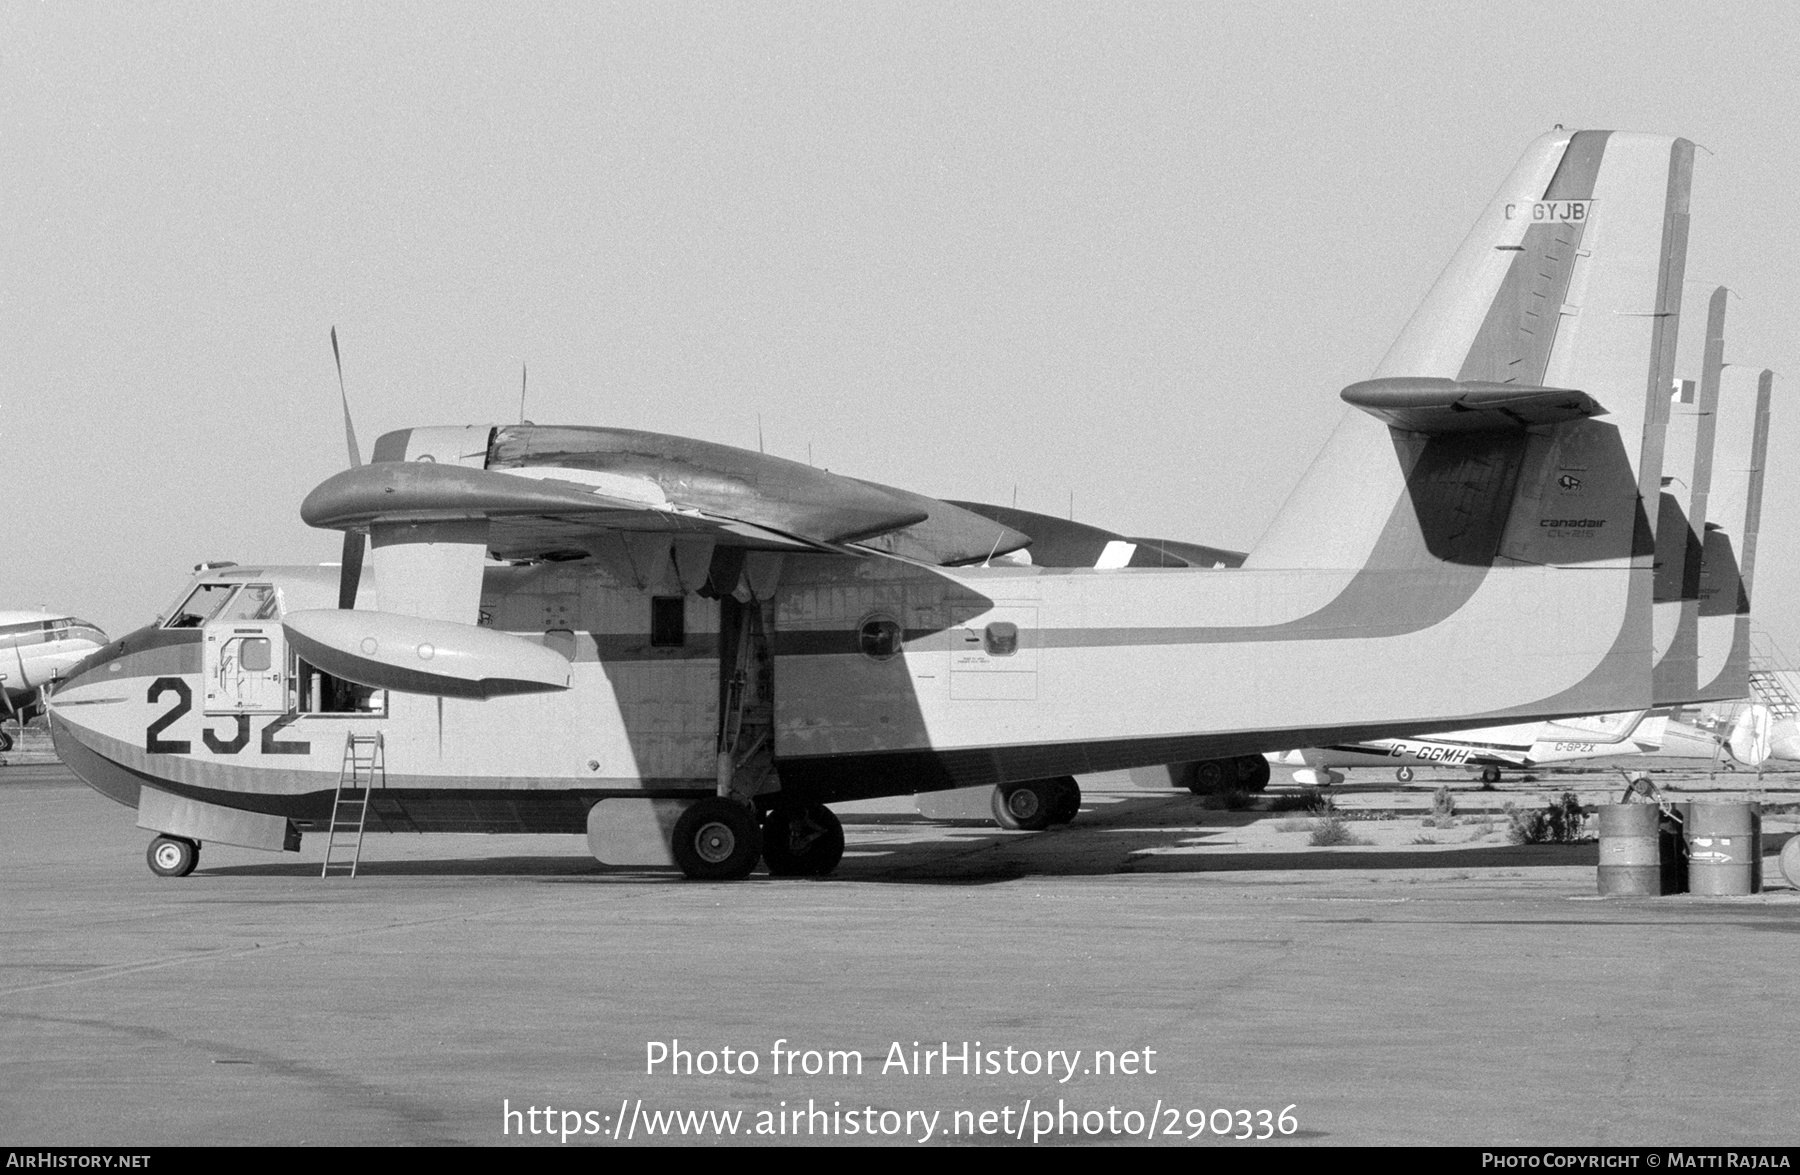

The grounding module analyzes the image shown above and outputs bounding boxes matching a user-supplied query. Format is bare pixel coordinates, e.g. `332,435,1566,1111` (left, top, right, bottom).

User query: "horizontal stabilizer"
284,609,571,699
1342,378,1605,433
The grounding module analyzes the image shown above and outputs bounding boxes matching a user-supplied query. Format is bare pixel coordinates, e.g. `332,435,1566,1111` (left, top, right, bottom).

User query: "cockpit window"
218,584,280,622
165,583,239,629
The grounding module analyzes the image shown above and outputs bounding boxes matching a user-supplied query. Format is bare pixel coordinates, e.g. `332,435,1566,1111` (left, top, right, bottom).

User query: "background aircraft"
0,611,108,751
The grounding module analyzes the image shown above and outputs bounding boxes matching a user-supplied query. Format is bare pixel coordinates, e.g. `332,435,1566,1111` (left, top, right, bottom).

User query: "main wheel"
991,780,1054,831
1234,755,1271,792
1188,760,1226,795
1480,766,1502,785
1396,766,1414,783
671,798,763,880
0,729,13,753
1046,777,1082,825
147,836,199,878
761,804,846,877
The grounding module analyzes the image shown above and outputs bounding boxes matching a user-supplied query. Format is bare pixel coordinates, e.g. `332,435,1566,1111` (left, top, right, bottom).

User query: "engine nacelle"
284,609,571,699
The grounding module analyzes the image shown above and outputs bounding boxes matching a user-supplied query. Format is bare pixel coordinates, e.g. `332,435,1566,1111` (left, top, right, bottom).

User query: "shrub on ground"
1309,814,1367,847
1504,793,1588,844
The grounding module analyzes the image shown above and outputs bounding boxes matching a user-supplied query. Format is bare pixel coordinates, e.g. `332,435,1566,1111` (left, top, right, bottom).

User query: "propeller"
330,327,366,609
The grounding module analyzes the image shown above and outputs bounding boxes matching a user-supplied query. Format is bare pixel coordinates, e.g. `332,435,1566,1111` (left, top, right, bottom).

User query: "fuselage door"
201,584,289,715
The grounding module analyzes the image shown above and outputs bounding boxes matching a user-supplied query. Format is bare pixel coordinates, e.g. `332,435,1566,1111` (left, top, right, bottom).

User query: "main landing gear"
147,835,200,878
1186,755,1271,795
671,798,763,881
761,803,845,877
991,776,1081,832
669,799,846,880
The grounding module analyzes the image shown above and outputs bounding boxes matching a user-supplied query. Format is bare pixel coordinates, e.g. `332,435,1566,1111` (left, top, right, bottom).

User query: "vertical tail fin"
1694,366,1773,698
1243,131,1693,722
1651,286,1728,703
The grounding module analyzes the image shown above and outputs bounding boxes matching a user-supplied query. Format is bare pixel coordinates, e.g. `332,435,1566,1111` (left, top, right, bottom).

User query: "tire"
761,804,845,877
671,798,763,880
1188,760,1226,795
1480,766,1502,785
147,836,199,878
0,729,12,753
1396,766,1414,783
991,780,1054,831
1046,777,1081,825
1234,755,1271,793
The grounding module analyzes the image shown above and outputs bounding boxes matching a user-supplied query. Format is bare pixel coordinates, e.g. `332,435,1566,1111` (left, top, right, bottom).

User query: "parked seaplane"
54,129,1702,879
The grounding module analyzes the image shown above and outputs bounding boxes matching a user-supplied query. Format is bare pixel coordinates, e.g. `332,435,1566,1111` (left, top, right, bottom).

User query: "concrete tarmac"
2,762,1797,1147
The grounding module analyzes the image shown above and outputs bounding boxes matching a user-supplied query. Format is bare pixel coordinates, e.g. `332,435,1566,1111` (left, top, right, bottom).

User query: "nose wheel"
147,836,200,878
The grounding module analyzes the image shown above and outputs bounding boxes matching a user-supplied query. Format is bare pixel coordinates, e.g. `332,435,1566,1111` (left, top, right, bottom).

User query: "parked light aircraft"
53,129,1701,879
1268,711,1670,786
0,611,107,751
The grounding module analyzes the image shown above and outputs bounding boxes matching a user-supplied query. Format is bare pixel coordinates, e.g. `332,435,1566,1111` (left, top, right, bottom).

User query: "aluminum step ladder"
322,732,383,878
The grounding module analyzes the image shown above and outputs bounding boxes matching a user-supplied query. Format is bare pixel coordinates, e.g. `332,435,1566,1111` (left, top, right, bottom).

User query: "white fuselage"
0,611,107,714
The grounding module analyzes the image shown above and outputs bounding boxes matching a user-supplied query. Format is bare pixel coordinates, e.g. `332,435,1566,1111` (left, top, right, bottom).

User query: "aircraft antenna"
1068,490,1074,521
519,363,528,425
331,326,361,468
982,528,1005,567
758,414,765,454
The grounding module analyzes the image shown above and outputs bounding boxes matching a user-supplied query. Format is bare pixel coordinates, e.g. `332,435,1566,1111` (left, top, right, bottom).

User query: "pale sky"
5,2,1797,657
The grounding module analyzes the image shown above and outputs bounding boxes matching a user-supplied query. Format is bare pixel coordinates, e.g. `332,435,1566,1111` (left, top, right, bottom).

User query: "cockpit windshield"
164,583,239,629
47,618,108,645
218,584,280,622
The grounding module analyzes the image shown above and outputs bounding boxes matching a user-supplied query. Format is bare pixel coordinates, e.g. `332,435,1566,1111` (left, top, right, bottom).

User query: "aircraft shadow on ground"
188,794,1751,884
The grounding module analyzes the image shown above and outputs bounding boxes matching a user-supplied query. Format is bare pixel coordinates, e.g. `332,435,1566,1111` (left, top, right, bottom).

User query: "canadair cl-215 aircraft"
54,129,1698,879
1,611,107,752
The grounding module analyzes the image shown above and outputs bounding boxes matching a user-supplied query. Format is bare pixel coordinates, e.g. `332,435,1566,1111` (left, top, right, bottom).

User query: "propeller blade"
331,326,361,468
338,530,366,611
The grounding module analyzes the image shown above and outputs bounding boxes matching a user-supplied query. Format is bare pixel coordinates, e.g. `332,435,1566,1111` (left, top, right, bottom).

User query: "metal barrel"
1780,836,1800,891
1684,803,1762,896
1597,804,1664,896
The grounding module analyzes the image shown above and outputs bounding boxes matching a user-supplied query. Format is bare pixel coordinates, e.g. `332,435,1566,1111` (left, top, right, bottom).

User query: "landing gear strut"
761,804,845,877
671,798,763,881
147,836,200,878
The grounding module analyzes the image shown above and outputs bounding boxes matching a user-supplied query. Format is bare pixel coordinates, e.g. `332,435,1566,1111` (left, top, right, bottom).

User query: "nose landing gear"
147,835,200,878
